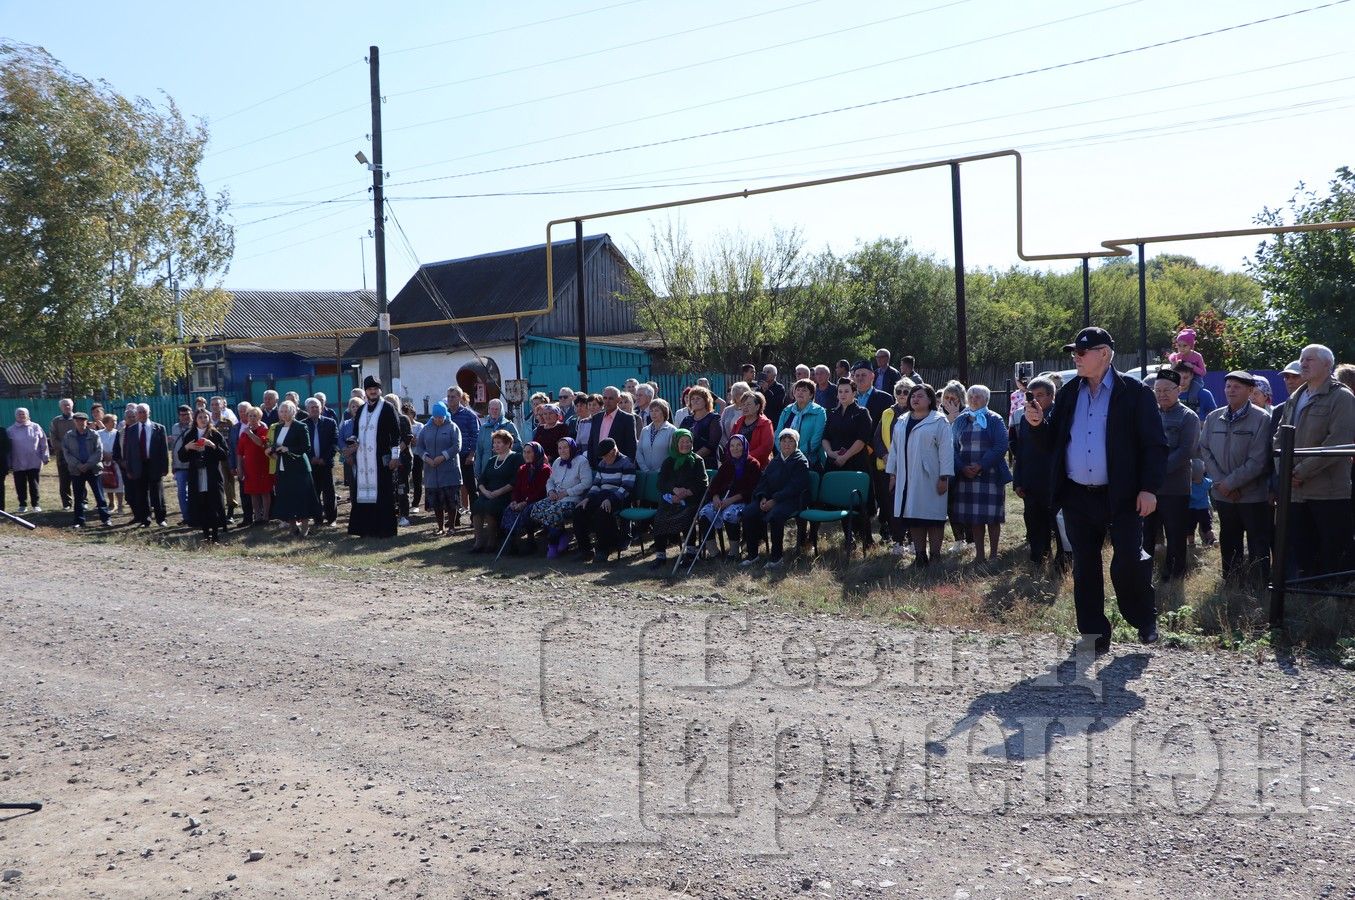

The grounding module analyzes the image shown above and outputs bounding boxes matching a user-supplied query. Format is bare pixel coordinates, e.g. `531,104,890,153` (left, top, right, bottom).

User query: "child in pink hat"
1168,328,1206,377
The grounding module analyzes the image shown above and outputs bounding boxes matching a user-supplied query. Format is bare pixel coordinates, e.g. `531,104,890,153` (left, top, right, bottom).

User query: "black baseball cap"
850,360,874,373
1063,327,1115,353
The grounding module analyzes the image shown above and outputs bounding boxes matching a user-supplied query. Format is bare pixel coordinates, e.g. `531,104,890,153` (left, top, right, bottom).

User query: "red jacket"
512,463,551,503
735,415,774,467
710,455,762,503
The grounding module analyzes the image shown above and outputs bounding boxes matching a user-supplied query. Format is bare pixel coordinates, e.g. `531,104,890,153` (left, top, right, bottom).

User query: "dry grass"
14,470,1355,657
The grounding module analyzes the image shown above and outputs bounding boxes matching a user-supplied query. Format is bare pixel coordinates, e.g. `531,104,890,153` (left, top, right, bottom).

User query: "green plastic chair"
797,470,870,557
619,471,661,553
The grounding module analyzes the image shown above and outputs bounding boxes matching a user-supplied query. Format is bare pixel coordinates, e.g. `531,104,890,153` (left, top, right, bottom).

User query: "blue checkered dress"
952,413,1007,525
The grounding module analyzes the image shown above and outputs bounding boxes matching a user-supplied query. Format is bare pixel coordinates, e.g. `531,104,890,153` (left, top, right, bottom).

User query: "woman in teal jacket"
775,378,827,469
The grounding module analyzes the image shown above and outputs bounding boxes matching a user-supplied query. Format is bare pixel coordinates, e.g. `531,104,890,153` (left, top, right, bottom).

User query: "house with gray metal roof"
345,234,647,412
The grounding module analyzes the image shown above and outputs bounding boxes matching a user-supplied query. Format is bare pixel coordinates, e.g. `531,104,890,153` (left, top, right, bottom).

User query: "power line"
541,52,1347,192
386,0,655,56
211,60,361,123
387,0,1351,191
390,0,1146,177
384,0,975,135
231,51,1339,211
235,219,368,261
390,0,834,99
383,199,498,384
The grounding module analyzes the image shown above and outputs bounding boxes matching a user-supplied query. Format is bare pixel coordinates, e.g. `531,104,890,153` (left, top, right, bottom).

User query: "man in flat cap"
1200,370,1273,581
345,375,402,538
1025,327,1167,653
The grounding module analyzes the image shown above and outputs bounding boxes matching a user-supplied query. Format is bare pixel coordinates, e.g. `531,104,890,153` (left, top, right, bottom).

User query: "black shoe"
1094,636,1111,655
580,550,596,563
1139,625,1159,645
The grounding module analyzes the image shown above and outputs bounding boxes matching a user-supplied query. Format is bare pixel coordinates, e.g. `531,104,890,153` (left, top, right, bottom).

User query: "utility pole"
369,46,391,388
950,162,968,385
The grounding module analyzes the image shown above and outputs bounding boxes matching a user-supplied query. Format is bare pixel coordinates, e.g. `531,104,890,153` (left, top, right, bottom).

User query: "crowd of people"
5,336,1354,648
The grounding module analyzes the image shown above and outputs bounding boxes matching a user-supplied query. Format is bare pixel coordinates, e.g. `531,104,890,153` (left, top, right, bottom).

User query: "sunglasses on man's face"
1071,347,1103,358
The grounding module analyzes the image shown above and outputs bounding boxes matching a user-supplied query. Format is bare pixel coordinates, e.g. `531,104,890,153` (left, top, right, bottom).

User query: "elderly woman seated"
530,437,594,559
739,428,811,570
696,433,762,559
503,441,551,554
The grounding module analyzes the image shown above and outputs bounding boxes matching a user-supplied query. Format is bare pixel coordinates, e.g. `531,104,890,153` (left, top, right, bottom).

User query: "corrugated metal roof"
221,290,377,339
345,235,628,358
0,361,38,385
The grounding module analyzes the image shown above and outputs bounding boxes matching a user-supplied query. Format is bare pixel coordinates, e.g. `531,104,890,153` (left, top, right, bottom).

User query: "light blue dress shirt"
1065,368,1114,486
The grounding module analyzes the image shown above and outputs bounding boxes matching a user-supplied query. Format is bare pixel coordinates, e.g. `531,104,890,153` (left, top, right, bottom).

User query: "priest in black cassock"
346,375,402,537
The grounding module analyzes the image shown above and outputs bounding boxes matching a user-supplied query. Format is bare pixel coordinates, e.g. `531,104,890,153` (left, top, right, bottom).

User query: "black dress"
177,428,228,535
652,456,709,538
824,404,873,472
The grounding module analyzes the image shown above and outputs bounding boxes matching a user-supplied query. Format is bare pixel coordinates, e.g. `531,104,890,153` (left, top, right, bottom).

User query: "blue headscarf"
727,433,750,480
556,436,580,468
431,401,450,420
524,441,545,475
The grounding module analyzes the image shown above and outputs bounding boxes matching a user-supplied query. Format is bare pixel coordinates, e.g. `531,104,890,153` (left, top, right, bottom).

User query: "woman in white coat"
635,399,677,472
884,383,954,568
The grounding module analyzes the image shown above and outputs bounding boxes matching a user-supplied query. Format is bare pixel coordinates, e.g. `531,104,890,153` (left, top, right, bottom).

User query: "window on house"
193,365,216,391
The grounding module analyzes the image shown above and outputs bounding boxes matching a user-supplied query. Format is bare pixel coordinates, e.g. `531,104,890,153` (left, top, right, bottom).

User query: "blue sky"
5,0,1353,292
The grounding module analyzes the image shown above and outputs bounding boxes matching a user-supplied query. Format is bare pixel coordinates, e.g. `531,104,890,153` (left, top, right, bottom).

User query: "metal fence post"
1269,424,1296,630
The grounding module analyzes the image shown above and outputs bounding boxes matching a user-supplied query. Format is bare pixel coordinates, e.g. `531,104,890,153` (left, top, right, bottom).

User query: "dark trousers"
125,473,166,524
1144,494,1191,580
13,470,40,508
1215,499,1271,581
236,474,254,526
573,495,624,555
871,468,891,539
1021,493,1064,565
1289,498,1354,578
742,501,797,560
56,458,73,507
411,456,423,509
311,463,337,523
395,461,410,518
1060,483,1155,639
0,475,6,509
71,473,109,525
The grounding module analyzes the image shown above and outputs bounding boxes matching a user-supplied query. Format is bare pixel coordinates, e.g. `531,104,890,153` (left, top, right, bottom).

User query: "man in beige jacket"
1275,344,1355,577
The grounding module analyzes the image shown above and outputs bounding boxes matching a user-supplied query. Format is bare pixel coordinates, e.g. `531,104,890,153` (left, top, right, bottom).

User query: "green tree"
0,42,233,394
1245,166,1355,362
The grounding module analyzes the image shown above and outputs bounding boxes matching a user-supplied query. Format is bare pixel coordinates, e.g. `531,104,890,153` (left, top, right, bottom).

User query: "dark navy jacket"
1029,370,1166,513
753,449,811,508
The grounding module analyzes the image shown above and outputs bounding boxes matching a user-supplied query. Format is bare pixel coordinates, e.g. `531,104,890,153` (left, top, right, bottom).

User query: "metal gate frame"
1268,424,1355,629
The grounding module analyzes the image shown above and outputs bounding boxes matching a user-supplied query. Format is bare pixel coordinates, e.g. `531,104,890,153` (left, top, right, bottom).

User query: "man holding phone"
1024,327,1166,654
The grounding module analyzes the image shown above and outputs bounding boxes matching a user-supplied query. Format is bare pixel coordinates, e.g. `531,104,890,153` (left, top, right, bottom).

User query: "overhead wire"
383,199,499,385
384,0,1352,191
384,0,976,135
529,51,1348,191
386,0,655,56
388,0,833,100
230,51,1341,210
390,0,1146,175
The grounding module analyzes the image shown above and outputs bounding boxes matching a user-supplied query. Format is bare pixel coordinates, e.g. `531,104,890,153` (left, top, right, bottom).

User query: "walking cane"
684,490,730,577
671,482,715,578
494,508,522,563
0,508,36,530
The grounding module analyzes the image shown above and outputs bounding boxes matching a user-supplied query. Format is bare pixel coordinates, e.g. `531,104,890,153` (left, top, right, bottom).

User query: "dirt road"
1,533,1352,898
